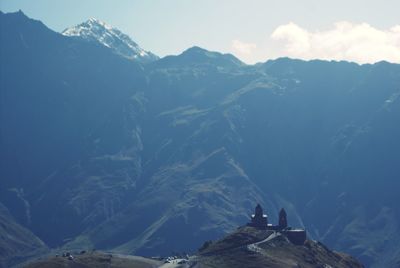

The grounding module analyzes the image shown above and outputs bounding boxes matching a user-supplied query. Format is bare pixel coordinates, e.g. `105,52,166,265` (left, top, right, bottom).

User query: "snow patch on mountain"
62,18,158,63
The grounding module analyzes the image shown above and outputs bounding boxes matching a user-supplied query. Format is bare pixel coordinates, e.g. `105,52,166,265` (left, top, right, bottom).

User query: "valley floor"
23,252,162,268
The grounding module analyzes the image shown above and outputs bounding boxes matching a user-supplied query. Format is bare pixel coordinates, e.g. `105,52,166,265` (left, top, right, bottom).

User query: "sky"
1,0,399,64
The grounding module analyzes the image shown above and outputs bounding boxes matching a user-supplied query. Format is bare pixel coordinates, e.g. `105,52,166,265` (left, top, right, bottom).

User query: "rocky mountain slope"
0,202,48,267
1,10,400,268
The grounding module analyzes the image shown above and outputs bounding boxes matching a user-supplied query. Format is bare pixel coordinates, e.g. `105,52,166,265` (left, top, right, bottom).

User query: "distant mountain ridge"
62,18,158,63
152,46,245,69
1,10,400,268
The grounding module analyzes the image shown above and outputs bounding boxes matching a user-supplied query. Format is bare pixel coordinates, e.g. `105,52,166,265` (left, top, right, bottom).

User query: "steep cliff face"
1,11,400,268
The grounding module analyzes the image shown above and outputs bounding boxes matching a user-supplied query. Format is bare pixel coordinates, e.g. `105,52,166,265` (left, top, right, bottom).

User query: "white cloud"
271,22,400,63
231,39,257,55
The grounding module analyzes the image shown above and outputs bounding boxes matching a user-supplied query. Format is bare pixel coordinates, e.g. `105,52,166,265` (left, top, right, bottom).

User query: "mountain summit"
62,18,158,63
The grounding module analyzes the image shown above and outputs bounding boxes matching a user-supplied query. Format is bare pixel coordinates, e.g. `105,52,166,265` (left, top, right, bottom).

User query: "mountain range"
1,10,400,268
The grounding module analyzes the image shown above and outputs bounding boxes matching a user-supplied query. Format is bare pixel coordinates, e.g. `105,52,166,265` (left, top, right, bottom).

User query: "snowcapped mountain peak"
87,18,112,29
87,17,104,23
62,18,158,63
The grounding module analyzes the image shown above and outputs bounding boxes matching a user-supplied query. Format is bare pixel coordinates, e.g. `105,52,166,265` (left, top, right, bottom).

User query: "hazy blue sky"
1,0,399,63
